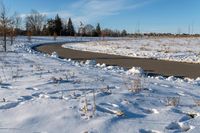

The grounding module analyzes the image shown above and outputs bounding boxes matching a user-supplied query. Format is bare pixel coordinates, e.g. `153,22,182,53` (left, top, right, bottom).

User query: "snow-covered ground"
0,37,200,133
62,37,200,63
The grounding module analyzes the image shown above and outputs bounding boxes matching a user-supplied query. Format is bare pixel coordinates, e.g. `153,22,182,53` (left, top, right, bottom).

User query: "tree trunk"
3,27,6,52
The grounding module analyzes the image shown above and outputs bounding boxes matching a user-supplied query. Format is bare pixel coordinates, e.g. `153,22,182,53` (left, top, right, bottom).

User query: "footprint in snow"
165,122,194,132
96,102,124,116
137,106,159,114
181,111,199,120
159,84,171,88
0,95,34,110
18,95,34,101
139,129,161,133
0,83,12,89
134,103,159,114
32,92,49,98
39,94,49,99
179,115,193,122
0,101,20,110
177,92,185,96
143,108,159,114
26,87,39,91
172,108,199,120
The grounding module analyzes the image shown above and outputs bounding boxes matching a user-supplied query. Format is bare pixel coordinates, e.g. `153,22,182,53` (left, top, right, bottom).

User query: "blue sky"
2,0,200,33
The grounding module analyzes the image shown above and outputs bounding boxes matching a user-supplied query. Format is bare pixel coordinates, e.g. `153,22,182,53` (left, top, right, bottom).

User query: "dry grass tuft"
193,98,200,106
166,97,180,106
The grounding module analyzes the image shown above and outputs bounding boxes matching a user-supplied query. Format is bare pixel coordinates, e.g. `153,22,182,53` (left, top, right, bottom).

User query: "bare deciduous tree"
84,24,95,36
12,12,22,35
25,10,46,35
0,2,11,51
0,2,21,51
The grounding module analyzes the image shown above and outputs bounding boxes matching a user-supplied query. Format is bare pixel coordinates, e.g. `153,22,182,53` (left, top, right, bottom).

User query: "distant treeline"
130,33,200,38
22,10,200,38
22,10,128,37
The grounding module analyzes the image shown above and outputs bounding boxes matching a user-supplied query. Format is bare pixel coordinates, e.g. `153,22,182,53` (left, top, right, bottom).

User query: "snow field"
62,37,200,64
0,37,200,132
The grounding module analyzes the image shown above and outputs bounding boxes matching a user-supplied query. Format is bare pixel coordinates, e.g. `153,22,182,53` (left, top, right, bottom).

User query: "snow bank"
51,51,59,58
127,67,144,75
85,60,97,66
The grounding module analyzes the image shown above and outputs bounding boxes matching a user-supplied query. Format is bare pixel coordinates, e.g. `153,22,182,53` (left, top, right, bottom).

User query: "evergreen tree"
121,29,127,37
67,18,75,36
47,19,55,36
61,22,67,36
54,14,62,36
95,23,101,37
42,25,48,36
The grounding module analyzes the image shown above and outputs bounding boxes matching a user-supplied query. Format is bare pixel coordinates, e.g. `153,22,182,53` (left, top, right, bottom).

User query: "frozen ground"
0,37,200,133
62,37,200,63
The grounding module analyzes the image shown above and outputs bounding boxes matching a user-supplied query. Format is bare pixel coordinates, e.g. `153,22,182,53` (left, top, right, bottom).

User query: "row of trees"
42,15,75,36
25,10,128,37
24,10,123,37
0,2,128,39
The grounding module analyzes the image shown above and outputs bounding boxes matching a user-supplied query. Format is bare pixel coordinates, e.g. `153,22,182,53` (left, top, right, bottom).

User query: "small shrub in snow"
92,90,96,115
2,98,6,102
0,66,7,82
50,77,58,83
193,98,200,106
34,65,43,71
65,71,76,79
63,74,71,81
79,90,96,119
82,96,88,114
132,78,143,93
69,71,76,78
100,85,112,94
50,77,63,83
166,97,180,106
125,76,143,93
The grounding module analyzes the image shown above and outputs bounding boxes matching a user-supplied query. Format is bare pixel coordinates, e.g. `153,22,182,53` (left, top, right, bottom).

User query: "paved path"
34,43,200,79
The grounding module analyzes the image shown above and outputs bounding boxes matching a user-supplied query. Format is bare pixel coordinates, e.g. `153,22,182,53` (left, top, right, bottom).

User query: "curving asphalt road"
34,43,200,79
